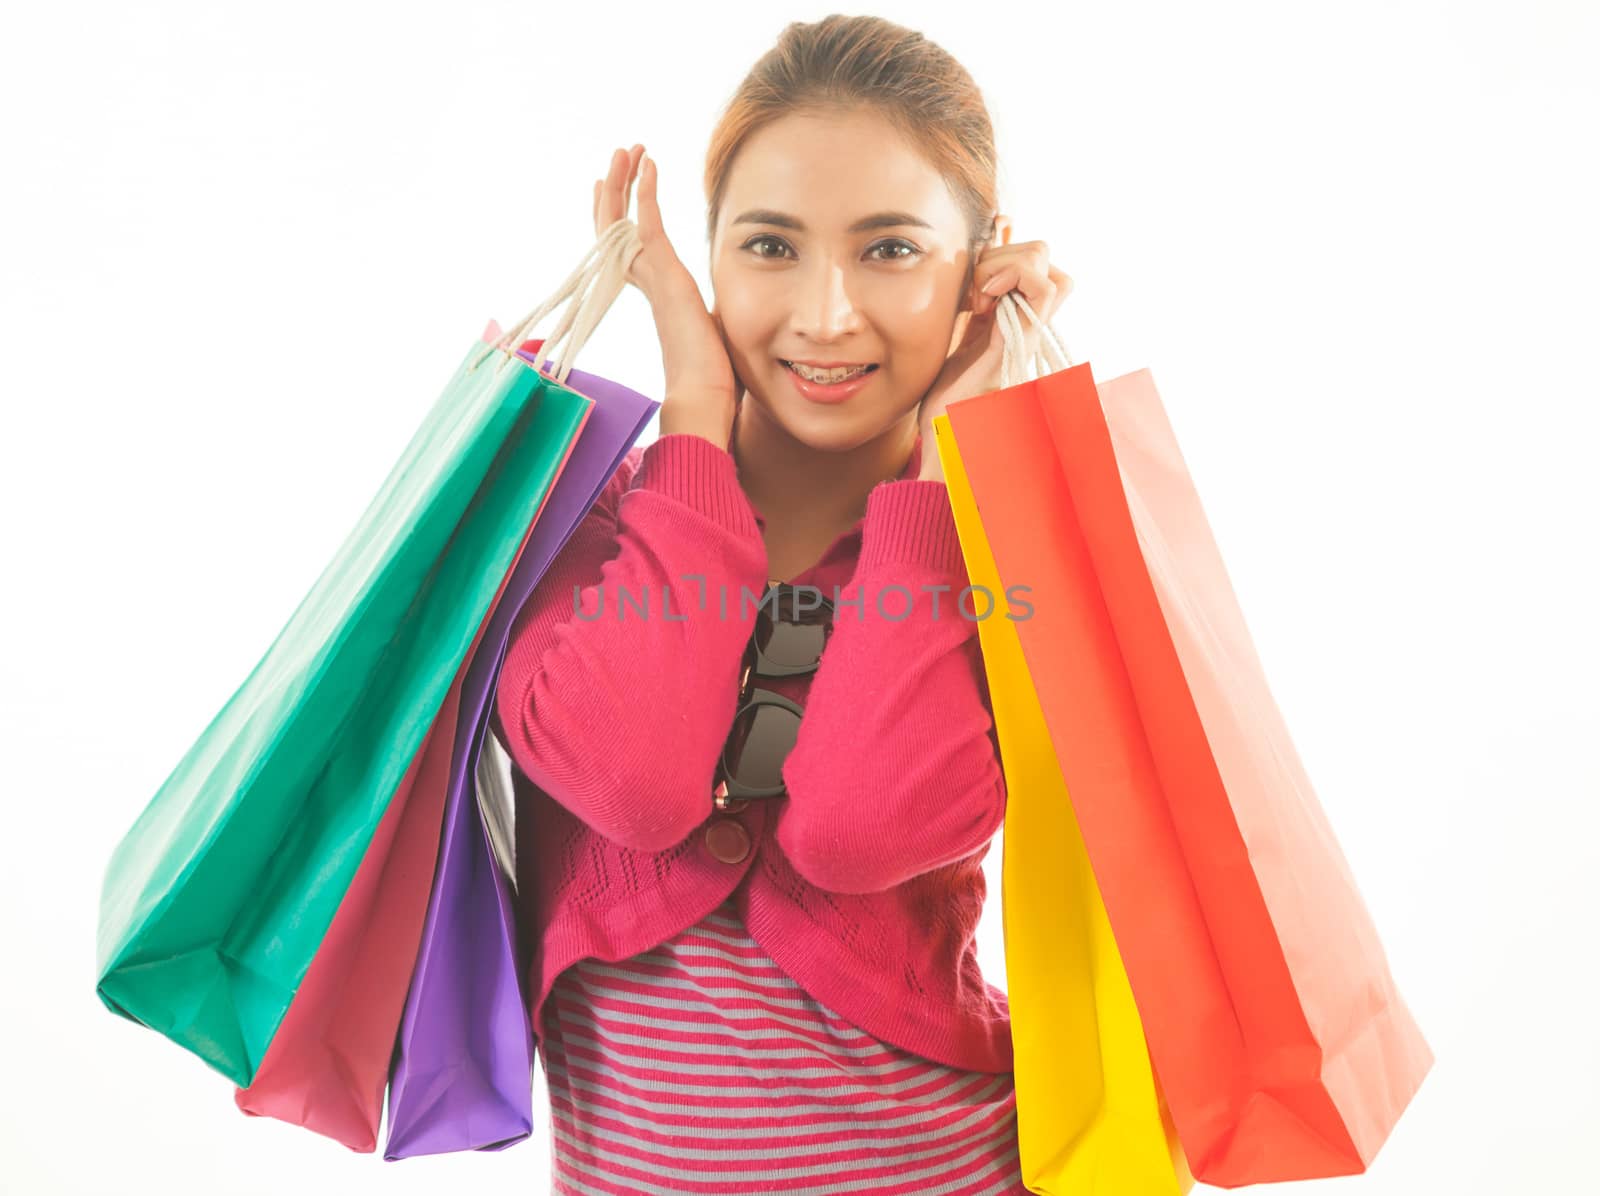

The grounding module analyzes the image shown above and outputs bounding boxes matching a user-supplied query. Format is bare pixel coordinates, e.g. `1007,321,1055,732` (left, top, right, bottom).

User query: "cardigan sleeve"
772,478,1007,895
492,433,771,853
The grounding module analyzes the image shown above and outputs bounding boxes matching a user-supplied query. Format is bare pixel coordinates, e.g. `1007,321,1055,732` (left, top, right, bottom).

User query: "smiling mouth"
779,360,880,383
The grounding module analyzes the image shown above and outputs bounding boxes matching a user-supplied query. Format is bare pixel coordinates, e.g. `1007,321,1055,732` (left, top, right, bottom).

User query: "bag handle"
471,217,643,385
995,290,1075,389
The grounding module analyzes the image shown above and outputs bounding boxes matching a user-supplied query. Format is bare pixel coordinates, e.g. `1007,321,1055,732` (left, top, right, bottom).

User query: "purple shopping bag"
383,333,659,1160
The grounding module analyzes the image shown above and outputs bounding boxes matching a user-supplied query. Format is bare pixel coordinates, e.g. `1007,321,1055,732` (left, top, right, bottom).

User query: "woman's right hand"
596,145,740,449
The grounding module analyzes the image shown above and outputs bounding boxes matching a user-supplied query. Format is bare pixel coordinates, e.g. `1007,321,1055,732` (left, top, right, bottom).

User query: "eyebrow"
731,208,934,234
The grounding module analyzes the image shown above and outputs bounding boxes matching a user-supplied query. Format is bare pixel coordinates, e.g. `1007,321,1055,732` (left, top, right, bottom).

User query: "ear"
994,213,1013,247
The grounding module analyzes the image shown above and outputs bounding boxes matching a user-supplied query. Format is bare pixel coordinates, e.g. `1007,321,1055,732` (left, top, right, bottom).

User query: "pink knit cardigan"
492,430,1013,1074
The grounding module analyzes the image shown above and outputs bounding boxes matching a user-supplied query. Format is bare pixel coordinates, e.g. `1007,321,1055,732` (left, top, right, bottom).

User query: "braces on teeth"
787,361,875,383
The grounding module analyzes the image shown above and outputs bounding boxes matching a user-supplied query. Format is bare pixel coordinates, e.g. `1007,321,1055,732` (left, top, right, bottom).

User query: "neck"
730,398,919,570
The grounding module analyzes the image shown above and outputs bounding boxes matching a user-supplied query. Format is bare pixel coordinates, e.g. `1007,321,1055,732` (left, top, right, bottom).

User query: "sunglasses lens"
724,702,800,791
755,590,833,669
756,619,827,669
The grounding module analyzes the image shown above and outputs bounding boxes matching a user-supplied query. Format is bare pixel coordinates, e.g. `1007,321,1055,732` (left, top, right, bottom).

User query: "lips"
780,358,880,405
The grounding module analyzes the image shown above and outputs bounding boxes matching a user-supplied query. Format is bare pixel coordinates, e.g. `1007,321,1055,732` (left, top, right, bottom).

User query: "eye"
867,238,922,263
741,234,793,260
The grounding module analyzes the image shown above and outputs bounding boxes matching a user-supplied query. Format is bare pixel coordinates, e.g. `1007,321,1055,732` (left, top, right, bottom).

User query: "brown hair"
702,14,999,258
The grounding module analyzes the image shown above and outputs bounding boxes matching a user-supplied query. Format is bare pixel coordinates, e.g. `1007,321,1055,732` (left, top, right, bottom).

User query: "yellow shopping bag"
935,413,1193,1196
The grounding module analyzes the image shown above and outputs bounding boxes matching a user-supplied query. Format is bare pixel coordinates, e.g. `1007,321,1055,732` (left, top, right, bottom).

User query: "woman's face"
709,109,980,452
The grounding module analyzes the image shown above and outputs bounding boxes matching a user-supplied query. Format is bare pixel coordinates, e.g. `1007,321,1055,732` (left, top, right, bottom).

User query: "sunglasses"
711,581,836,811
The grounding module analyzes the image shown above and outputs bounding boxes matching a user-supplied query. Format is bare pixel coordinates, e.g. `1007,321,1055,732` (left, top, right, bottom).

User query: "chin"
781,405,910,459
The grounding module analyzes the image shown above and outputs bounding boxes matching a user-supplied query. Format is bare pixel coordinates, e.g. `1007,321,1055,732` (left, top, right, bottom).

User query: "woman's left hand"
916,232,1072,481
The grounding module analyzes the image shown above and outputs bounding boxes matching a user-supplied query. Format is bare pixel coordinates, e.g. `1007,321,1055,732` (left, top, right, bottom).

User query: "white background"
3,1,1595,1192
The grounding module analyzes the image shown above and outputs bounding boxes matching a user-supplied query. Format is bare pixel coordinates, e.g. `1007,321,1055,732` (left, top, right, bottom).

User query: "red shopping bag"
233,661,465,1150
232,333,556,1151
945,359,1432,1186
233,554,523,1151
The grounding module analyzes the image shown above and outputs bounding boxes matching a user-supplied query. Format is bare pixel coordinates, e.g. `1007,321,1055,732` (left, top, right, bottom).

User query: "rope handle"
996,290,1075,389
470,218,644,385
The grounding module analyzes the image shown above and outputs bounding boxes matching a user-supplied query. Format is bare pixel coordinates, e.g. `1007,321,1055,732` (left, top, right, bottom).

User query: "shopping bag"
932,411,1192,1196
942,294,1433,1185
383,331,659,1160
231,330,646,1152
93,227,632,1084
226,224,653,1146
233,485,541,1151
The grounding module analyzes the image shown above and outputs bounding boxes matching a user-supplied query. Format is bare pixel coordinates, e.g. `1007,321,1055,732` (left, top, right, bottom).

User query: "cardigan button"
704,818,751,864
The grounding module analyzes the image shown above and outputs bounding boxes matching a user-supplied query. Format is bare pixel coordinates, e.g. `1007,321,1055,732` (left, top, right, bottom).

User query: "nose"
791,258,863,343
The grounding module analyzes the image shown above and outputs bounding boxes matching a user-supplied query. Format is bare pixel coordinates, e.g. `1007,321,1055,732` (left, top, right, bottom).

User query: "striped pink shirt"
494,430,1019,1188
540,894,1026,1195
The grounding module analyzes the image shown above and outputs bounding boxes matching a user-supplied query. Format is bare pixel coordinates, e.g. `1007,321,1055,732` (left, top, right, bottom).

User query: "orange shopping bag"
944,295,1432,1186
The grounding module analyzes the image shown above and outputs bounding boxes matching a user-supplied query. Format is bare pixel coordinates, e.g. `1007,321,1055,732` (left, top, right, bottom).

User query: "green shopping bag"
93,221,644,1086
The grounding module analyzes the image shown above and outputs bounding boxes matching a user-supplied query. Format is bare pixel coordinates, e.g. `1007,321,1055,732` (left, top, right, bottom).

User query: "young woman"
492,14,1071,1195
